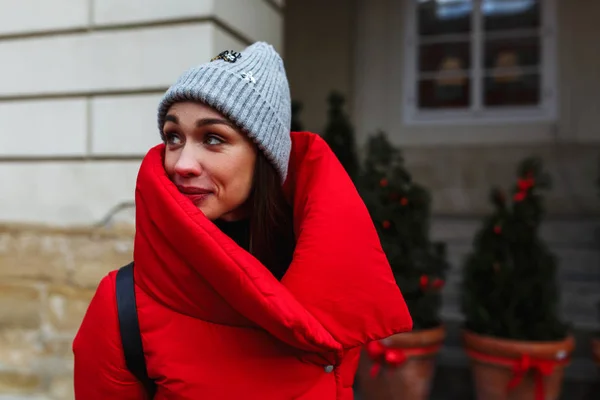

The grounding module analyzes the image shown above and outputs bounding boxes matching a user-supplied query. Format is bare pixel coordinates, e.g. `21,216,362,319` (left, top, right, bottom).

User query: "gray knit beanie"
157,42,292,182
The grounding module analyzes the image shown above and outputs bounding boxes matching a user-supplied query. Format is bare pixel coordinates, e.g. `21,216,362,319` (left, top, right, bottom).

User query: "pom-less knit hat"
157,42,292,182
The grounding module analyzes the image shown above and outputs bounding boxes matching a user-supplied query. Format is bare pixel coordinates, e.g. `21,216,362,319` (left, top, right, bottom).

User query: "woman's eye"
164,133,182,146
205,134,224,146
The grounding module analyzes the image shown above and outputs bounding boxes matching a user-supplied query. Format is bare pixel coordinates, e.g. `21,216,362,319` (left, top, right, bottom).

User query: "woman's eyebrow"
195,118,237,130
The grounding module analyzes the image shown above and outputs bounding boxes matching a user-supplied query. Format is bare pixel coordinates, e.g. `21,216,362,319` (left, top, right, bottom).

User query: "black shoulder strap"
116,262,157,398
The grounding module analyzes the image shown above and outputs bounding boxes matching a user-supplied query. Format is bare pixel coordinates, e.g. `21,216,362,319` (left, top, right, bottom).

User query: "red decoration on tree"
382,220,391,229
513,192,526,202
400,197,409,206
432,278,445,289
493,225,502,234
419,275,429,290
380,178,388,187
517,178,534,191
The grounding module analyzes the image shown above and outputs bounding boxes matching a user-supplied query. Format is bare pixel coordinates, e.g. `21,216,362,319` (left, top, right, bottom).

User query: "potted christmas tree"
322,91,360,182
594,302,600,367
356,131,449,400
593,167,600,369
461,157,575,400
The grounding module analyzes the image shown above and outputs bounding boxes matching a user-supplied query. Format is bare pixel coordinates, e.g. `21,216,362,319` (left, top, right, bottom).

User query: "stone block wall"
402,142,600,216
0,224,134,399
0,2,284,396
0,0,283,228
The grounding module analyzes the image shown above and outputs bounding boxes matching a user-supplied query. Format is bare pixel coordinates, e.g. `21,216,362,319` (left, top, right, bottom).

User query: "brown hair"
249,152,295,279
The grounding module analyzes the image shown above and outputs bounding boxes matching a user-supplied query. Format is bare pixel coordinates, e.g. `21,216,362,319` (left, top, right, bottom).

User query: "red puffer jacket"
73,131,412,399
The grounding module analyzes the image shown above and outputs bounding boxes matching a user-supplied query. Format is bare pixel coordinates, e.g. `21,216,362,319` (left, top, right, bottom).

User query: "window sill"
403,106,557,126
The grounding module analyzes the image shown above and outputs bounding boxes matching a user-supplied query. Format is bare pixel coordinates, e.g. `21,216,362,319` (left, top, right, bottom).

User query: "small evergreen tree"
461,157,569,341
291,100,304,132
322,91,359,181
359,131,449,330
597,160,600,337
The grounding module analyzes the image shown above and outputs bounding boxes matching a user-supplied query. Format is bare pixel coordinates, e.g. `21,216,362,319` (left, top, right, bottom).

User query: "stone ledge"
0,222,134,238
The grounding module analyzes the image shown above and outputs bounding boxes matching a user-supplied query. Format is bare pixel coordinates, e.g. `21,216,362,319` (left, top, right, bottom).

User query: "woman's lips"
176,185,212,204
184,193,210,204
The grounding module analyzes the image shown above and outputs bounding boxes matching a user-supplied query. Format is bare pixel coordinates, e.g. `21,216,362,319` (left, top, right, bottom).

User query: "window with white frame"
404,0,556,124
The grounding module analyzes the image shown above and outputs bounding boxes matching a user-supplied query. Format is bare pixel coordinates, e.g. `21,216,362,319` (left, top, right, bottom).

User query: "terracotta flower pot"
592,337,600,366
462,329,575,400
356,325,445,400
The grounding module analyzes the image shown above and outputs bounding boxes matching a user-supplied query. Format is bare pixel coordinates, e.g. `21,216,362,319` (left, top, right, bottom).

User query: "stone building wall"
0,1,284,398
0,224,133,399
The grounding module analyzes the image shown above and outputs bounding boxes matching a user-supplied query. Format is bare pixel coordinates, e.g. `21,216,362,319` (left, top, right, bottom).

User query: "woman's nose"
173,146,203,178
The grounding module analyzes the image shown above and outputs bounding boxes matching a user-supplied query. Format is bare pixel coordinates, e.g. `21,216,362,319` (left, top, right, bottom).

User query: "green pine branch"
322,91,360,181
291,100,304,132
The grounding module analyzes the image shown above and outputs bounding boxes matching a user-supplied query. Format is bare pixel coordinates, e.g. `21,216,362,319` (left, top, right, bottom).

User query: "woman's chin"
198,205,218,220
195,200,249,222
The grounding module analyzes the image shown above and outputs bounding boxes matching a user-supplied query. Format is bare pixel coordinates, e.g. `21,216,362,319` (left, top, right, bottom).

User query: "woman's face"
162,102,257,221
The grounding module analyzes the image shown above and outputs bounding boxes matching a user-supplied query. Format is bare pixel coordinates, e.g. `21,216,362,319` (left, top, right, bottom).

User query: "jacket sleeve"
73,272,147,399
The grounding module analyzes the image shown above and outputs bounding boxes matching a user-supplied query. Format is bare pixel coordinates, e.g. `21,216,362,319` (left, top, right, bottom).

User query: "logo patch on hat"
241,71,256,84
211,50,242,63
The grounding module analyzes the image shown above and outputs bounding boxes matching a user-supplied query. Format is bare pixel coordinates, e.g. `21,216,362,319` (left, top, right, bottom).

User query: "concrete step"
430,216,600,331
354,367,600,400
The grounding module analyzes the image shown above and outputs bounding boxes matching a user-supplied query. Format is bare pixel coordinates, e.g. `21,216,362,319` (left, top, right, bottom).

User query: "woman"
73,42,412,399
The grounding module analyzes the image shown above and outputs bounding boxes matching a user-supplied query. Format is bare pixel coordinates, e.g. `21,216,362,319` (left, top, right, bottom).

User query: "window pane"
419,42,470,73
483,0,540,32
418,0,473,36
484,73,540,106
419,77,470,109
484,36,540,70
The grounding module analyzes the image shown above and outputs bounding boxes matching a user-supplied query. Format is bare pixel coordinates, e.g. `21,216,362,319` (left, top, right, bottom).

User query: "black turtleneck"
214,218,251,251
213,218,291,281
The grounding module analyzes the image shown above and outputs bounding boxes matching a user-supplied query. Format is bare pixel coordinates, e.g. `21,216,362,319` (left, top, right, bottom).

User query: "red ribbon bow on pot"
466,349,569,400
366,340,407,378
365,340,442,378
507,353,556,400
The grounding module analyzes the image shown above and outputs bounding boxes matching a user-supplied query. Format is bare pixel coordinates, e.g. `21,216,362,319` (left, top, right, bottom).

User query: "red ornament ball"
432,278,445,289
380,178,388,187
514,192,526,202
382,220,391,229
517,178,534,191
400,197,409,206
493,225,502,234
